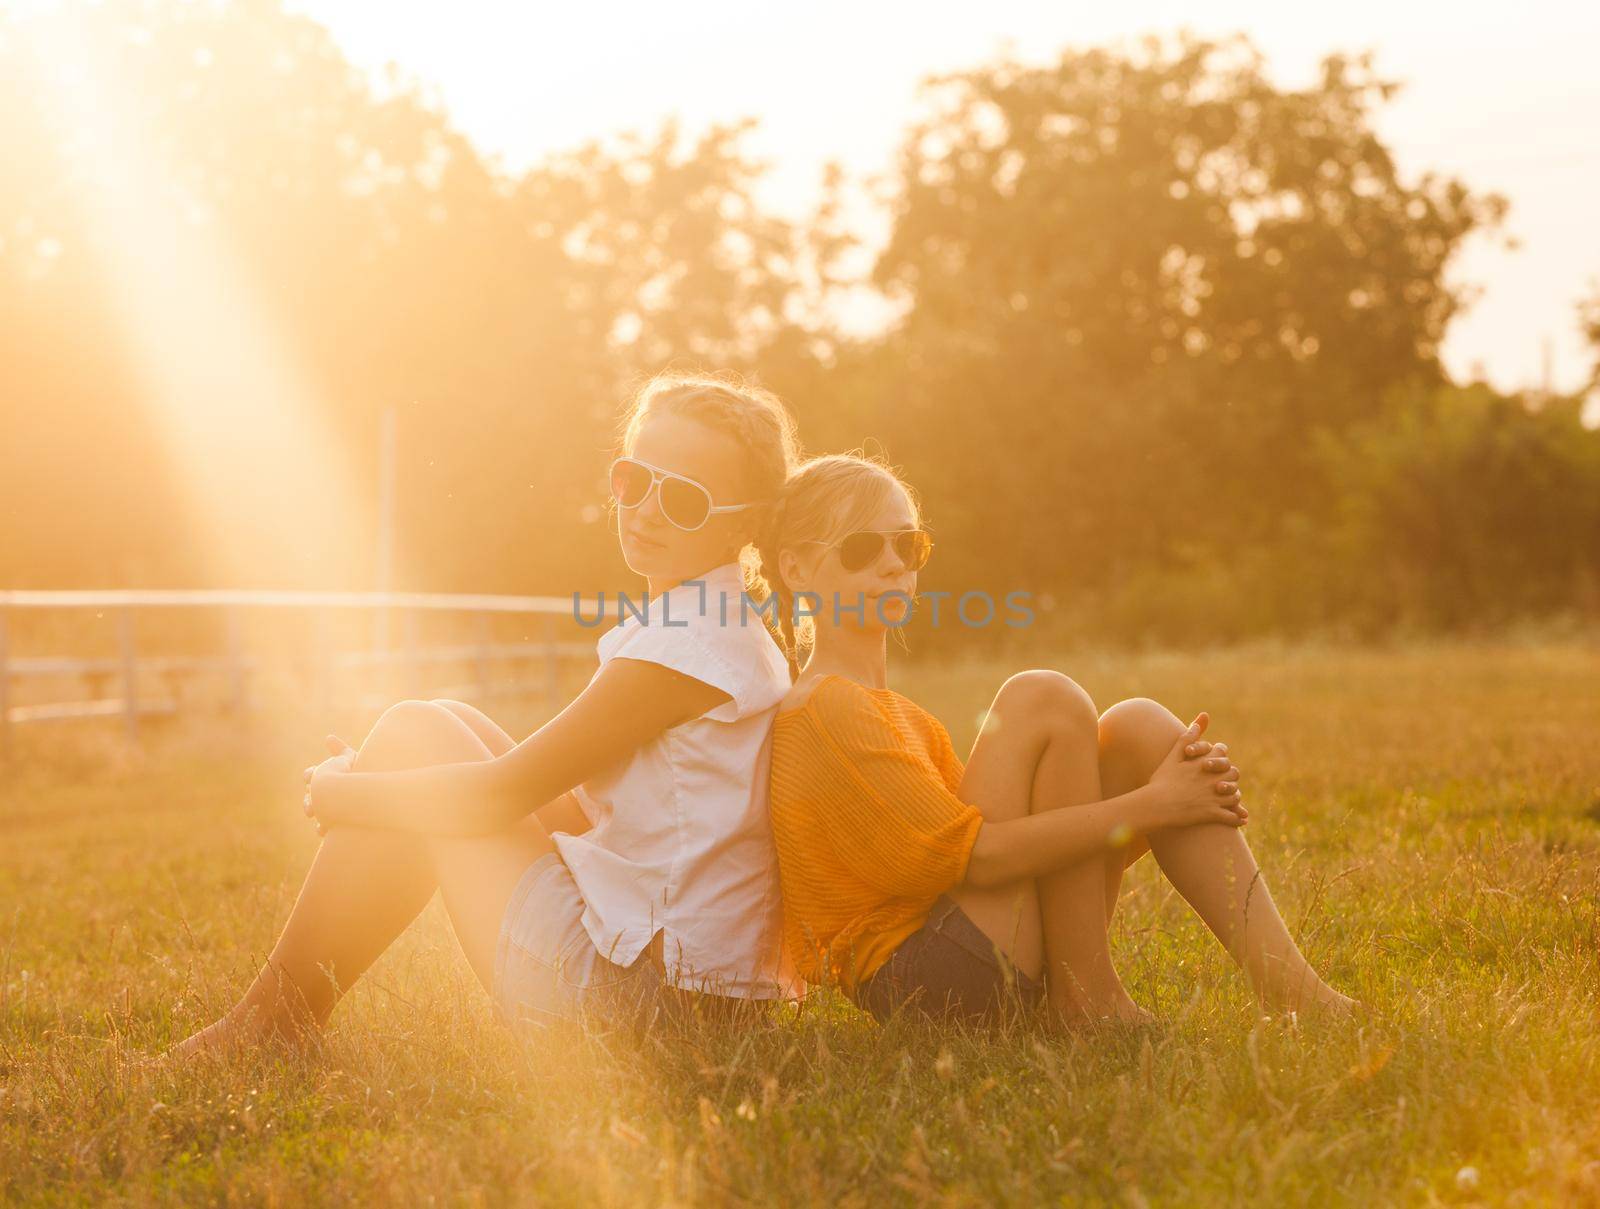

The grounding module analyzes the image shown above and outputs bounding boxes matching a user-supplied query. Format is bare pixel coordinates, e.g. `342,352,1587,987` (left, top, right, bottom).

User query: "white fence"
0,588,599,757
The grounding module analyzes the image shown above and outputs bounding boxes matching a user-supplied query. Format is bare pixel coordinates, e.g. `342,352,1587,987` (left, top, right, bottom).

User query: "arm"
535,790,592,838
963,717,1245,888
312,657,729,836
963,785,1165,888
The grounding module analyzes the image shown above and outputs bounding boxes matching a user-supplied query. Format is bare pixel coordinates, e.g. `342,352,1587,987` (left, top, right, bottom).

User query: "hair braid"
754,491,801,680
750,451,925,682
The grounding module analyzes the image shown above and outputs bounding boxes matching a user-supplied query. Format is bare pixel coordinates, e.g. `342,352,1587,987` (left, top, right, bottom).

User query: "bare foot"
1264,987,1364,1023
1106,998,1157,1027
1052,993,1157,1029
169,1016,254,1061
1302,990,1363,1019
1252,961,1363,1020
142,1020,250,1076
165,1007,317,1065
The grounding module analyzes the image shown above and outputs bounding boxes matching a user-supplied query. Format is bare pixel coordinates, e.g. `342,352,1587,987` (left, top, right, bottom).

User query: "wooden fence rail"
0,589,601,757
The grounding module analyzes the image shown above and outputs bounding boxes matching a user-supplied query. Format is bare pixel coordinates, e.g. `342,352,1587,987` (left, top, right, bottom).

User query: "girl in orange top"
756,454,1358,1024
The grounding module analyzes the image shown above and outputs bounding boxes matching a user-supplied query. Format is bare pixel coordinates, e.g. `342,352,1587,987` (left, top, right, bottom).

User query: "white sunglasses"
608,456,755,532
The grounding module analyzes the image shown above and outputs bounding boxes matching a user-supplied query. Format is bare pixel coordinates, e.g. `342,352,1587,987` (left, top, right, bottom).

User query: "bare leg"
1098,697,1357,1014
950,671,1151,1023
177,700,553,1053
432,699,590,839
431,698,517,756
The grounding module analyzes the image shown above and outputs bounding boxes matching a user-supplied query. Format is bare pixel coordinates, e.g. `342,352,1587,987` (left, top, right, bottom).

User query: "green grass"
3,641,1599,1205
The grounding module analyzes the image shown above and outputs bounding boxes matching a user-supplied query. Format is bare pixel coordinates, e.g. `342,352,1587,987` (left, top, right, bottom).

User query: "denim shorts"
493,853,664,1028
854,895,1045,1024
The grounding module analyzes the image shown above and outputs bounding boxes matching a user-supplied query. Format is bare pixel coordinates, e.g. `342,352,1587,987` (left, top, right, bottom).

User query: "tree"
855,35,1507,604
1581,284,1600,396
0,0,809,595
1315,383,1600,629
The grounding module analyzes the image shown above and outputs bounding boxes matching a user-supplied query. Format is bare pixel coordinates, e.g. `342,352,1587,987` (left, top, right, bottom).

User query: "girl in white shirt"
177,373,799,1050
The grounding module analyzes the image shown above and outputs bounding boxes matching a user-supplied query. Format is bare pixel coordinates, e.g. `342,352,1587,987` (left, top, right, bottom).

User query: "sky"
288,0,1600,400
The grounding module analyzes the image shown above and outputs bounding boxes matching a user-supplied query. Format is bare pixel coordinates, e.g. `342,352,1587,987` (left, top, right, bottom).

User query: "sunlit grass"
3,641,1598,1204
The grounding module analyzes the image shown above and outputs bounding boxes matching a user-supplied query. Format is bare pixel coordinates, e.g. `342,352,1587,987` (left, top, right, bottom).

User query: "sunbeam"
13,6,374,590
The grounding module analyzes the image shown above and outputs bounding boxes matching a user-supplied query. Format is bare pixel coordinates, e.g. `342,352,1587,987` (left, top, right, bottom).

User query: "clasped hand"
1151,711,1247,828
302,734,356,836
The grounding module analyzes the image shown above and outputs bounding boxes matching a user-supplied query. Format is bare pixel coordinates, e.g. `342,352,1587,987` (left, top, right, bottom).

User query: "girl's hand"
1184,735,1237,786
303,734,356,835
1147,713,1246,829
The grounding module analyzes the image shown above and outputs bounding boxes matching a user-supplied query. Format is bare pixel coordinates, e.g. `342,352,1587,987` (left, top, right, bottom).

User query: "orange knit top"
767,673,986,992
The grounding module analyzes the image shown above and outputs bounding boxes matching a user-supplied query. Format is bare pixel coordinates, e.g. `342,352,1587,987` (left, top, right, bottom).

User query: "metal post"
0,609,11,761
313,609,332,718
543,613,559,712
225,607,246,713
475,611,492,701
404,609,421,699
372,407,396,655
117,607,139,743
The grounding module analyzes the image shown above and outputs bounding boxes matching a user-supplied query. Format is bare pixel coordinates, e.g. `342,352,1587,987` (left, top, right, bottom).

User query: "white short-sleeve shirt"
552,560,796,998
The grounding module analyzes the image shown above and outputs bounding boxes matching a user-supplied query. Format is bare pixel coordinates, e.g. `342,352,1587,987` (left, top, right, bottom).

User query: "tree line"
3,1,1596,646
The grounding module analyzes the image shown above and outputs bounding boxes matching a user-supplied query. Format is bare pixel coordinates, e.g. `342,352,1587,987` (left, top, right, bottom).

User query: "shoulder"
599,573,789,723
788,675,904,740
777,673,837,716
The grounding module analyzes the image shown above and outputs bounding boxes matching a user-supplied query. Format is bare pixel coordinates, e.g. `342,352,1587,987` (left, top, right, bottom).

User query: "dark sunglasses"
805,528,934,573
609,456,754,533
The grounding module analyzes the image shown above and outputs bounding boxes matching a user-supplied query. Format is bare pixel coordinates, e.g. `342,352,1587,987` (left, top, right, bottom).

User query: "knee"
379,698,456,730
360,699,484,772
996,669,1098,739
366,699,461,750
1097,697,1181,761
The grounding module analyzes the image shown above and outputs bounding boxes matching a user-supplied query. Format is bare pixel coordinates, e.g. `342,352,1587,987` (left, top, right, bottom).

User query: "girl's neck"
801,628,890,690
647,556,737,598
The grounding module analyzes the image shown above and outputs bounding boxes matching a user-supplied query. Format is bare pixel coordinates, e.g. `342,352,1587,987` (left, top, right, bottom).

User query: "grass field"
3,641,1598,1205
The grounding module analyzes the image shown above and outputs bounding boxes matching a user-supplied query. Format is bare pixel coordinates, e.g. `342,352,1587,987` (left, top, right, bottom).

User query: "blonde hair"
754,451,925,679
614,370,802,588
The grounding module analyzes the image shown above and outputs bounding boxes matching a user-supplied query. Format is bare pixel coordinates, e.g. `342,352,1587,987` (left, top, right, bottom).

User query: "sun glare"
15,6,374,589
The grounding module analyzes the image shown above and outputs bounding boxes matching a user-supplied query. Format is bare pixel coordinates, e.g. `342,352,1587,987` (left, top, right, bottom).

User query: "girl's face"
783,485,921,636
616,410,753,584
